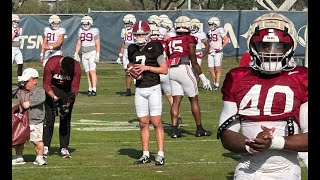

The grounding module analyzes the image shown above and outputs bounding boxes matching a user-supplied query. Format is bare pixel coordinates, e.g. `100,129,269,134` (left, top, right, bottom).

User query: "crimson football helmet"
247,13,297,74
49,15,61,30
12,14,20,28
132,21,151,46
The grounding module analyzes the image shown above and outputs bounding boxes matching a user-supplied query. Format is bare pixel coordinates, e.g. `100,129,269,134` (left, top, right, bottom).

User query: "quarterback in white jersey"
74,16,100,96
116,14,136,96
12,14,24,83
207,17,229,91
40,15,66,67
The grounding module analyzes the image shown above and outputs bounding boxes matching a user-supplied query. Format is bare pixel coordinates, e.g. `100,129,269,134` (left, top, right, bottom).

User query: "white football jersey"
207,27,227,49
12,27,20,47
78,27,100,47
120,28,134,49
44,27,66,45
191,31,208,50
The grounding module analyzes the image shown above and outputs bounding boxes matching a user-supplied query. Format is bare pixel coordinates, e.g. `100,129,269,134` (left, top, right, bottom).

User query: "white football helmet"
190,18,201,34
247,13,297,74
12,14,20,28
123,14,136,30
49,15,61,30
175,16,191,33
132,21,151,46
208,17,220,30
148,15,160,26
81,15,93,30
149,24,160,39
162,18,173,31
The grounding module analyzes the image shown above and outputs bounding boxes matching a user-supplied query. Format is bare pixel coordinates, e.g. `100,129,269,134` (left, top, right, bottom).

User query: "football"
127,64,143,80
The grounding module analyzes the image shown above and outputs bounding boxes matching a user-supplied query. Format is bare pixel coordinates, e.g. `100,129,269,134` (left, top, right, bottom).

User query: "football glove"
116,57,122,65
95,52,100,63
199,74,212,90
74,53,81,62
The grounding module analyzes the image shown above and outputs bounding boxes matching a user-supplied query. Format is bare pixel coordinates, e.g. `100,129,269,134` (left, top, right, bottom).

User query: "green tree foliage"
14,0,52,14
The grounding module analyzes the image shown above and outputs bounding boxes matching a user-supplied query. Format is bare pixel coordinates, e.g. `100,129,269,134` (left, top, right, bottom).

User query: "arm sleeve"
71,62,81,95
299,102,308,133
42,65,53,93
219,101,241,132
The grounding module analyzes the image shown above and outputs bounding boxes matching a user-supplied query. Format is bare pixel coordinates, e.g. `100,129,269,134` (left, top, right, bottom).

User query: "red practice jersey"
221,66,308,125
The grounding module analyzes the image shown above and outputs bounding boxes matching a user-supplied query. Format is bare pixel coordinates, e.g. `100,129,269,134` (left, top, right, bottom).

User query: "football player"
116,14,136,96
217,13,308,179
162,18,176,41
207,17,229,91
12,14,24,84
74,15,100,96
128,21,168,166
158,14,170,39
166,16,212,138
149,24,183,126
40,15,66,67
190,18,210,84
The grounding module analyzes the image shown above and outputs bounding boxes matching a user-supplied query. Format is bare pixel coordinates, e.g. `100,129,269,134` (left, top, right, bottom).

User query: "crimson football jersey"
221,67,308,126
166,34,197,59
127,41,164,88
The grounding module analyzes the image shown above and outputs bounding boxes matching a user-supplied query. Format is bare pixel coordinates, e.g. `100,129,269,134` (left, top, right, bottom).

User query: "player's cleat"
33,157,47,165
134,155,151,164
87,90,92,96
213,85,220,91
195,129,212,137
155,155,165,166
91,90,97,96
171,128,182,138
43,146,49,158
125,89,132,96
12,156,26,165
61,148,72,158
177,117,183,127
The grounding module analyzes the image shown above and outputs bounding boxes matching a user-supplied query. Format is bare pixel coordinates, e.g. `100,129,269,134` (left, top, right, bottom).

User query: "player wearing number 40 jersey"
218,13,308,180
40,15,66,67
74,15,100,96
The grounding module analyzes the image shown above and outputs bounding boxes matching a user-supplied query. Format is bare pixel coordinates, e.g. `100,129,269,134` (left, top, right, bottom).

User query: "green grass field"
12,57,307,180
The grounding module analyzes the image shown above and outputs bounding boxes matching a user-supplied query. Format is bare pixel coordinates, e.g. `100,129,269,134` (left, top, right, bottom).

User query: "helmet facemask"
12,20,19,28
82,22,91,30
190,24,199,34
250,29,295,74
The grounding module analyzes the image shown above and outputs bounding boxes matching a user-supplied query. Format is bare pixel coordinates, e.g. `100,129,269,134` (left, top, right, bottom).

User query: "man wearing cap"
12,68,47,166
42,55,81,158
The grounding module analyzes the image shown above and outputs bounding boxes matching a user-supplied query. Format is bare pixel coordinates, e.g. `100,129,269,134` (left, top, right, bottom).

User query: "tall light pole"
188,0,191,10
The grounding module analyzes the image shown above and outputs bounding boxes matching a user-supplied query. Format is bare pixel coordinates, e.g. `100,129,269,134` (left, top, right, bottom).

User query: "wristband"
119,53,123,57
245,145,254,154
199,73,206,80
53,96,58,100
40,53,44,56
269,136,285,150
49,45,53,50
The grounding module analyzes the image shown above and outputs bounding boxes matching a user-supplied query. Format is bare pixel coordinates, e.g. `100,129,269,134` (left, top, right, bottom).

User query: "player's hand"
245,126,275,152
95,52,100,63
116,57,122,65
74,53,81,62
135,64,148,74
40,56,44,62
199,74,212,90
